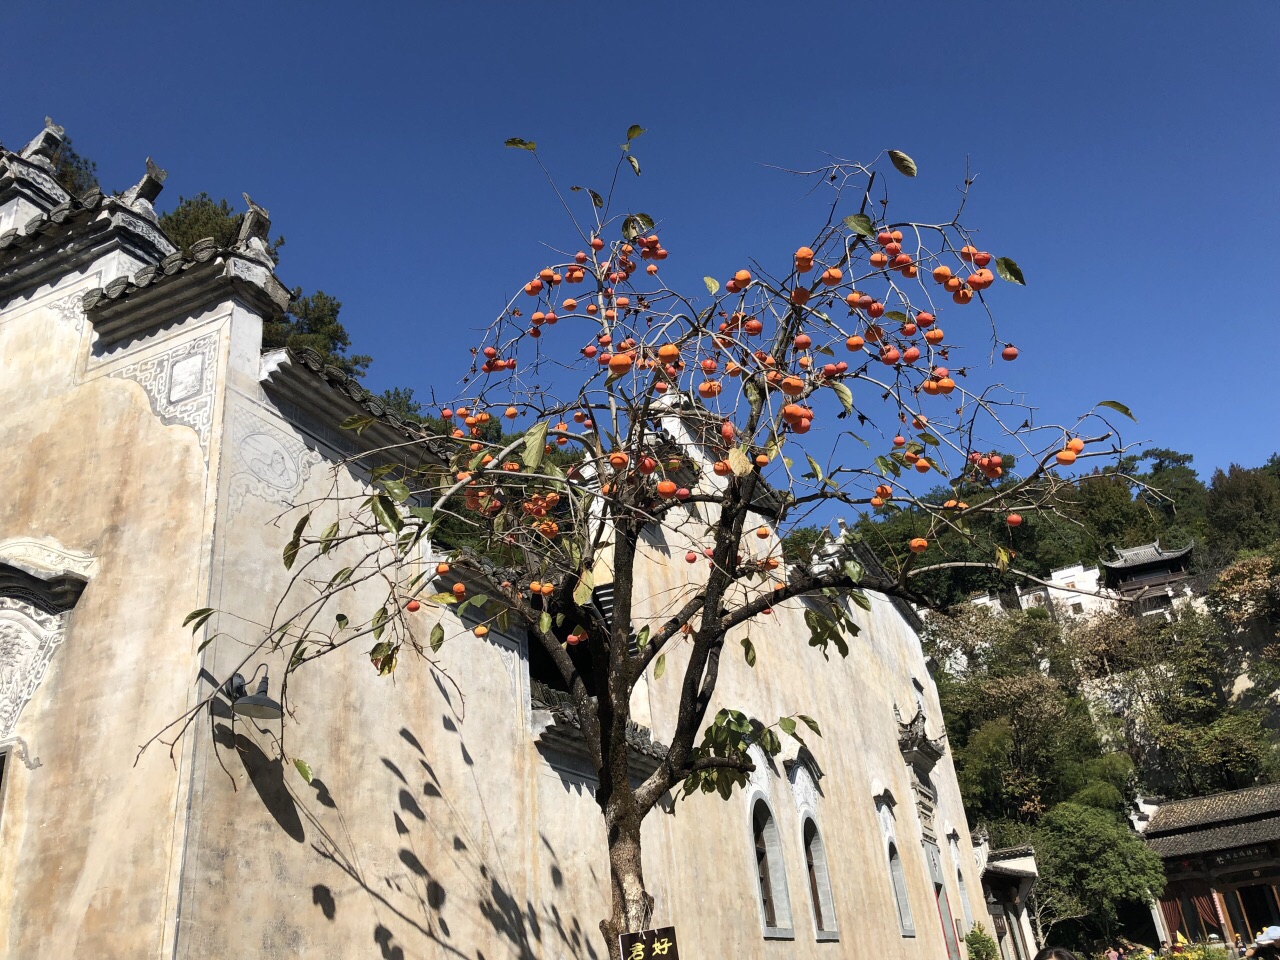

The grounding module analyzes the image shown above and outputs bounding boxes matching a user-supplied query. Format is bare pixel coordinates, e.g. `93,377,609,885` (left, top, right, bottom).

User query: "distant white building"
968,541,1198,622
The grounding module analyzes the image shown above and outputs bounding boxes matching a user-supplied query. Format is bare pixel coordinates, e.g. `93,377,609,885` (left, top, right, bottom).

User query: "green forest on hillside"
815,453,1280,946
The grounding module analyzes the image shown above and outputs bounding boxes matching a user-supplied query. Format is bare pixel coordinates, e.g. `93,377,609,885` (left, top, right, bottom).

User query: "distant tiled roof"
1146,782,1280,834
1146,815,1280,859
1101,540,1193,570
989,844,1035,861
1143,783,1280,859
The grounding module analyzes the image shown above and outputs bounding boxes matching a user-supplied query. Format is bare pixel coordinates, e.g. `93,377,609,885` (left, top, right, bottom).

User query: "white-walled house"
0,119,1003,959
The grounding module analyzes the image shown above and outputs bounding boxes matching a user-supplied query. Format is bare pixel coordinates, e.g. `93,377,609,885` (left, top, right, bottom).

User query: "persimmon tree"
171,129,1139,955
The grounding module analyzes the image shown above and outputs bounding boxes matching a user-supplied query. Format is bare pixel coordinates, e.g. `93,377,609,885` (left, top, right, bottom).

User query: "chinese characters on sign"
619,926,679,960
1212,845,1272,867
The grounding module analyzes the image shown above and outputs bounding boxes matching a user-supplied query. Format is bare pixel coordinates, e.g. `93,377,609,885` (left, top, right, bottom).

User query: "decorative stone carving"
109,334,218,458
874,789,898,845
746,743,770,797
120,158,166,223
49,289,87,335
0,597,66,737
227,406,324,514
235,194,276,266
896,703,947,773
109,209,172,253
0,537,98,581
789,759,819,817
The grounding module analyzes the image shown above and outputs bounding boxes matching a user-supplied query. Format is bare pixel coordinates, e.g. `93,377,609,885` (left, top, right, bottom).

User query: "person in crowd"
1245,927,1280,960
1033,949,1078,960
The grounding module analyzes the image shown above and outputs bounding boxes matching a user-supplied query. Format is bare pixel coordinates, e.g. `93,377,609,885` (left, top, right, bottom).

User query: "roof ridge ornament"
234,192,275,265
121,157,168,222
18,117,66,171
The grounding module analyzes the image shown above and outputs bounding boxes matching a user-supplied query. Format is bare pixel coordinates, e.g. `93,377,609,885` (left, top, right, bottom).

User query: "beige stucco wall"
0,271,222,958
0,245,989,960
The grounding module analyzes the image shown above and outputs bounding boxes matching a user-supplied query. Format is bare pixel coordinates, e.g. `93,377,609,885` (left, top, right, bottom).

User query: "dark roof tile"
1145,782,1280,835
1147,814,1280,859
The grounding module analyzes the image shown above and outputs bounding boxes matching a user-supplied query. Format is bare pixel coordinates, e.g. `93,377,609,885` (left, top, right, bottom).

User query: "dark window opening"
755,805,777,927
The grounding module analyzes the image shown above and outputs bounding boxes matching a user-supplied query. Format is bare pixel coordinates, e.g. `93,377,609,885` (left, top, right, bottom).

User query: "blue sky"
4,1,1278,480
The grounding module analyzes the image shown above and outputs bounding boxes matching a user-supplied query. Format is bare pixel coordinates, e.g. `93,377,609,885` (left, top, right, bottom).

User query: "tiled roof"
1102,540,1194,569
1145,782,1280,834
82,239,291,345
989,844,1035,861
1147,814,1280,859
260,347,452,467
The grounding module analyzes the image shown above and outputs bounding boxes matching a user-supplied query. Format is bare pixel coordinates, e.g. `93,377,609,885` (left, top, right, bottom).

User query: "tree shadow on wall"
212,721,305,843
300,721,602,960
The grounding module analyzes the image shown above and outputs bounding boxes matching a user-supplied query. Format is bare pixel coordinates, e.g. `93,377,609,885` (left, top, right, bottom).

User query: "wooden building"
1139,783,1280,942
1101,541,1195,617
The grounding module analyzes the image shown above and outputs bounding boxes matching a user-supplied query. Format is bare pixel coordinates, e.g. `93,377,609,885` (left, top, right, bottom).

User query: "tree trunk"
600,818,654,960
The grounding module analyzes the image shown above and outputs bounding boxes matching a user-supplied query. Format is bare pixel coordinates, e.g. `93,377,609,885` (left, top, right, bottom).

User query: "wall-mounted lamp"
222,666,283,721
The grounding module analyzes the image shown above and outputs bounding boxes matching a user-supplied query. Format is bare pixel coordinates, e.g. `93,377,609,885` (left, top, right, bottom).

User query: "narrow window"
755,810,776,927
751,800,792,936
888,842,915,936
803,819,837,936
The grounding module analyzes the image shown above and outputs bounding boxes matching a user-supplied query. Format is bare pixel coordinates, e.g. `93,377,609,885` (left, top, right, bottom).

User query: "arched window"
751,799,792,937
888,842,915,936
802,818,837,938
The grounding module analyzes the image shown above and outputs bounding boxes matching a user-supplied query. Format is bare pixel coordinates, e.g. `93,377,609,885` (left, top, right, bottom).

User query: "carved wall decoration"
0,537,98,581
49,289,87,336
789,760,819,818
0,597,66,738
226,406,324,514
746,743,771,797
110,210,171,252
108,333,218,457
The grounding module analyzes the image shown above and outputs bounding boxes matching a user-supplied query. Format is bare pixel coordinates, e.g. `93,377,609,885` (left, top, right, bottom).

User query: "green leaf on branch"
843,213,875,237
654,654,666,680
372,606,388,641
381,479,411,503
283,513,310,570
798,714,822,736
883,310,908,323
539,612,552,635
704,276,720,295
426,592,457,606
621,212,655,241
626,124,646,142
588,189,604,209
293,758,313,784
504,137,537,151
995,257,1026,285
805,454,825,483
319,521,340,555
627,155,641,177
183,608,216,633
828,381,854,416
429,623,445,652
741,637,756,667
340,413,376,434
335,613,349,629
523,421,549,470
408,506,433,523
842,559,864,584
850,589,872,611
1098,399,1137,422
573,569,595,607
779,716,798,737
370,495,403,534
636,625,651,651
888,149,918,177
